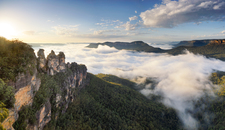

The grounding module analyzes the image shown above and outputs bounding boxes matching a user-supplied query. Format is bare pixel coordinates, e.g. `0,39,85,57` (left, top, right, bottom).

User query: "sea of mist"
31,43,225,129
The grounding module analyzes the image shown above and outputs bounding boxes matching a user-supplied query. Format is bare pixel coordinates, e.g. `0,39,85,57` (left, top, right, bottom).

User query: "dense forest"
44,73,181,130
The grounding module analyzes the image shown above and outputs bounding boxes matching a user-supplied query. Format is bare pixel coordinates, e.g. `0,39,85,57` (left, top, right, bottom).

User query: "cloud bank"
140,0,225,28
32,44,225,129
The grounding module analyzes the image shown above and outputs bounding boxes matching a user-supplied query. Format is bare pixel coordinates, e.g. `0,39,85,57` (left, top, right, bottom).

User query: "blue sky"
0,0,224,43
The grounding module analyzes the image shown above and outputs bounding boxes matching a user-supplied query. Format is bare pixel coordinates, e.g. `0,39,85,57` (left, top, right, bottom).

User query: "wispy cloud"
23,31,35,35
93,29,120,35
129,16,138,21
115,21,139,30
140,0,225,28
47,20,54,23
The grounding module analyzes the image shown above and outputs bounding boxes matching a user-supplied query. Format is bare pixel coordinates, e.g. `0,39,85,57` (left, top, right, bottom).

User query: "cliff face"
208,39,225,45
174,40,213,47
2,64,41,130
2,49,87,130
174,39,225,47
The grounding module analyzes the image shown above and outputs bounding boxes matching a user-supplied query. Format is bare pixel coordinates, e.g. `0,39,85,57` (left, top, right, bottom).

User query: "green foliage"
32,74,59,110
195,73,225,129
96,73,136,89
0,37,35,82
45,73,180,130
0,102,8,130
0,79,15,108
211,73,225,96
12,105,33,130
0,102,9,123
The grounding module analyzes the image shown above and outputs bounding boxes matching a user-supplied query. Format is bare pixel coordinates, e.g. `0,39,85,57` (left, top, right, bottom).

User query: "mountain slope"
167,44,225,60
45,73,181,130
86,41,164,53
174,40,214,47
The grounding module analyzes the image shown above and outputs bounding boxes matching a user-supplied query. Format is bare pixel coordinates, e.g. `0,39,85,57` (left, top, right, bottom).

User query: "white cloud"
77,29,126,39
135,11,137,13
116,21,139,30
52,25,79,36
213,1,225,10
129,16,138,21
221,30,225,34
93,29,120,35
96,23,105,26
140,0,225,28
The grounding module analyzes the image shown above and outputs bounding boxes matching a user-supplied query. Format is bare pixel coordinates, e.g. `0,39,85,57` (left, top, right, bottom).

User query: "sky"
0,0,225,43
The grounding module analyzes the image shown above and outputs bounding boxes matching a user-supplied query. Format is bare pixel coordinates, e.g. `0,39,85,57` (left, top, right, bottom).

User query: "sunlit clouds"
140,0,225,28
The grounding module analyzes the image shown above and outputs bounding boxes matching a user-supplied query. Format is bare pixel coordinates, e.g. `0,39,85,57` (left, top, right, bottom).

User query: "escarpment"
207,39,225,46
2,49,87,130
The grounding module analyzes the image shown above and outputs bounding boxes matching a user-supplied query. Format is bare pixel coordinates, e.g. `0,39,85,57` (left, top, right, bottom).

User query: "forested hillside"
44,73,181,130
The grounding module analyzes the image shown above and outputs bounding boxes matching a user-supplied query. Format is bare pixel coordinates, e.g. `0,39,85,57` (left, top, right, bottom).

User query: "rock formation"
2,49,87,130
2,65,41,130
37,49,46,73
208,39,225,45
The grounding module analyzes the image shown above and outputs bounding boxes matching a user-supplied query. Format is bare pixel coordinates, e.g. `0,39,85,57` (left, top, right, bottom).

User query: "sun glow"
0,23,17,39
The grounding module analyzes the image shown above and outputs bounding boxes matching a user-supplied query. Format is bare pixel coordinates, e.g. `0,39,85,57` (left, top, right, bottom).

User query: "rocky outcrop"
38,49,66,75
37,49,46,73
3,49,87,130
46,50,66,75
57,62,87,113
208,39,225,45
34,49,87,129
36,100,51,130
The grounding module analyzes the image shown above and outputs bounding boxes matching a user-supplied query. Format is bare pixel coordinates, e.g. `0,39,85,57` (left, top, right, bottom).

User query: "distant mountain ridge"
86,39,225,61
207,39,225,46
86,41,164,53
174,39,225,47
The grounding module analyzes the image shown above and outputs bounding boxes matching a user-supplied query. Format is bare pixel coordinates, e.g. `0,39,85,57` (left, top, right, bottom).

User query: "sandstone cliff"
2,49,87,130
207,39,225,46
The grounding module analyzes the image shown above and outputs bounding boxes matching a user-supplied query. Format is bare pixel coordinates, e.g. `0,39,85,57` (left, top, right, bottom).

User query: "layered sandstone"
3,49,87,130
208,39,225,45
2,69,41,130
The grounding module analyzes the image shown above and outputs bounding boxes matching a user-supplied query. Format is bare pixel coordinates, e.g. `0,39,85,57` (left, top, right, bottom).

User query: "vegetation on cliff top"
0,37,35,82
